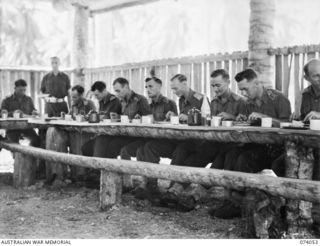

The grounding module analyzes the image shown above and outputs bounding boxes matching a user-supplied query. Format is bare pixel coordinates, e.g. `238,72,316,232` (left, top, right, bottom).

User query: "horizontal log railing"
0,141,319,204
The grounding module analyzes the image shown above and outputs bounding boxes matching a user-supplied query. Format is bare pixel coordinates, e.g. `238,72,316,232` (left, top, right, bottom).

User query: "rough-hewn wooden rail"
0,141,319,204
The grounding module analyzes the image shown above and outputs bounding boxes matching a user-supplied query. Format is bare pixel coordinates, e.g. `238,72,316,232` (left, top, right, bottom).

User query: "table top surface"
0,118,319,147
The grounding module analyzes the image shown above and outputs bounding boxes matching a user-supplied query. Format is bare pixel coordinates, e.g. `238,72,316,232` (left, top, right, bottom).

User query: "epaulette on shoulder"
302,86,312,94
266,89,278,101
162,97,169,103
193,92,204,101
231,93,241,101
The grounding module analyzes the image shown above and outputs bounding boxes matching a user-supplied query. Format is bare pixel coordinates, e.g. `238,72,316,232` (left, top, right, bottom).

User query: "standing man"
210,68,291,219
40,56,71,117
120,76,177,160
1,79,39,147
81,81,122,157
93,77,151,159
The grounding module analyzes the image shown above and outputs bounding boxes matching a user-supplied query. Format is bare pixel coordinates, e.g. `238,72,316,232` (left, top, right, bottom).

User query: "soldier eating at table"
209,68,291,219
70,85,96,117
120,76,177,160
92,77,151,160
272,58,320,177
1,79,40,147
40,56,71,117
119,76,177,197
81,81,122,157
135,74,210,205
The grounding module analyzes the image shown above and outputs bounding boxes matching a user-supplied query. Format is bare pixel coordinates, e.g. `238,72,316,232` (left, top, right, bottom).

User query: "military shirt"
70,98,96,116
1,93,35,116
121,91,151,119
179,89,209,115
246,88,291,120
99,93,122,118
300,86,320,120
40,72,71,98
150,94,178,121
211,91,247,117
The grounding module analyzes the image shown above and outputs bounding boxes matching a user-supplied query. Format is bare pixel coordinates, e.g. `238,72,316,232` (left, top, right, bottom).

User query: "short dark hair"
170,74,187,82
72,85,85,95
235,69,258,83
91,81,106,92
113,77,129,86
145,76,162,85
210,69,230,80
15,79,27,87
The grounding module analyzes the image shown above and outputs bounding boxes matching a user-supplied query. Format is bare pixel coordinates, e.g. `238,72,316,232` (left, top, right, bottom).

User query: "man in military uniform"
176,69,247,169
81,81,122,157
120,76,177,160
210,68,291,219
70,85,96,117
40,57,71,117
272,59,320,177
1,79,39,147
139,74,210,166
93,77,151,159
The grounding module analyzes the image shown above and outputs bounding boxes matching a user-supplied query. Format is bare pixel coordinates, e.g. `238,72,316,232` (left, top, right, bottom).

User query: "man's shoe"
209,201,241,219
176,195,196,212
159,192,179,208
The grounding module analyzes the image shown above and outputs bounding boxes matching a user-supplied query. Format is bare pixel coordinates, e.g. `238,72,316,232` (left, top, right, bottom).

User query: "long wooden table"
1,118,320,234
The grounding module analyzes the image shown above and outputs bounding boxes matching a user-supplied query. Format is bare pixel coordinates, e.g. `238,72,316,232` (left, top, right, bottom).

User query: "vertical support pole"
13,153,36,188
248,0,275,88
285,141,314,236
100,170,123,211
45,127,68,182
69,131,92,180
73,3,89,87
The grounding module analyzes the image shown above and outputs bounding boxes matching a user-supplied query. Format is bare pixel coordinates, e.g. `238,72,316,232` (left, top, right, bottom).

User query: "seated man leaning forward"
272,58,320,177
1,79,40,147
81,81,122,157
120,76,177,160
138,74,210,167
176,69,247,169
209,68,291,219
93,77,151,159
70,85,96,117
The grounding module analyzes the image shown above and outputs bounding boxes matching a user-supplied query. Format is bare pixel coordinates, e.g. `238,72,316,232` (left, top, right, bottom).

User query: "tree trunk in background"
73,3,89,88
248,0,275,88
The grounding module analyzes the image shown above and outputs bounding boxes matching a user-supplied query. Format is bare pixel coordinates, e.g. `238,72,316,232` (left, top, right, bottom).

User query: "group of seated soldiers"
2,58,320,220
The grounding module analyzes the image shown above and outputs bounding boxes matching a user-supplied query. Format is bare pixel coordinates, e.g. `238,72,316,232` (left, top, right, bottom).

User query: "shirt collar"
310,86,320,98
151,94,164,104
123,90,135,103
181,89,194,104
12,93,26,100
73,97,85,107
212,90,233,104
260,87,269,104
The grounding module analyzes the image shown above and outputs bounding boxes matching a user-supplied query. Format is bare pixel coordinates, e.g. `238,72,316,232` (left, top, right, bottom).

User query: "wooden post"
69,131,92,180
285,141,314,236
45,127,68,182
73,3,89,87
248,0,275,88
100,170,123,210
13,153,36,188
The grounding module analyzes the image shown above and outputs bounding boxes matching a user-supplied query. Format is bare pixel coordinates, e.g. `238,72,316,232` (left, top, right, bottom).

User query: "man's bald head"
304,59,320,90
304,59,320,77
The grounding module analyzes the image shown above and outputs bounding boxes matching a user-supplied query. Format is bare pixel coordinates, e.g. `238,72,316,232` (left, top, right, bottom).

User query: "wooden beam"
90,0,160,15
0,141,319,203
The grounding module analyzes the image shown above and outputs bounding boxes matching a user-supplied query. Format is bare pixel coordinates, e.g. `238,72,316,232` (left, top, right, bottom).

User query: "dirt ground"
0,183,246,239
